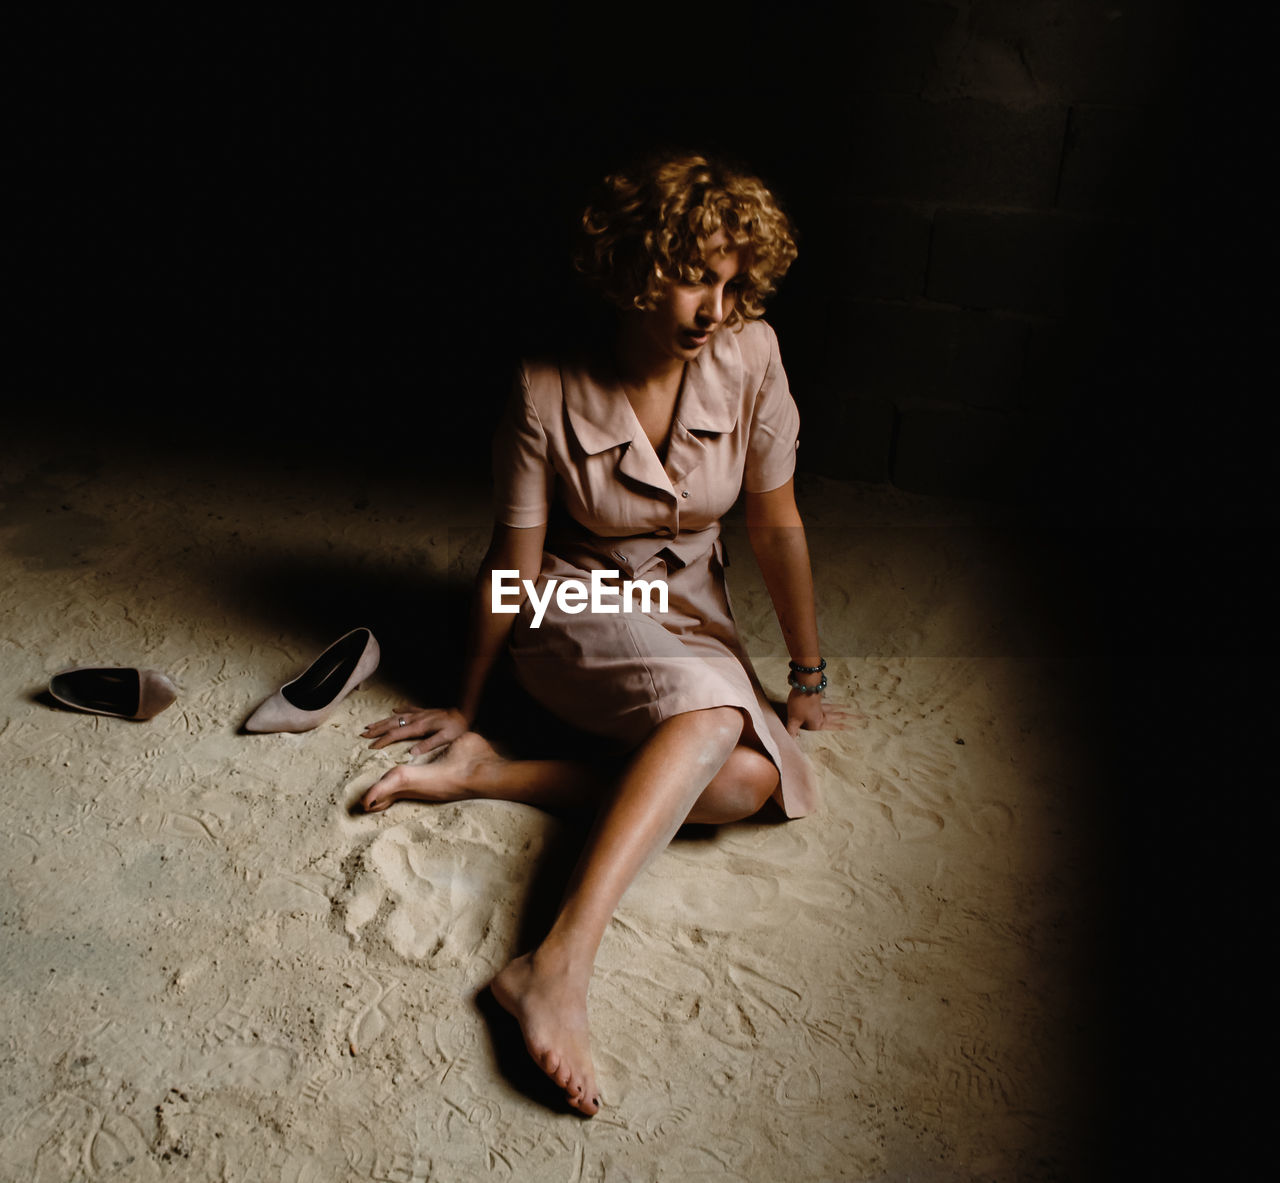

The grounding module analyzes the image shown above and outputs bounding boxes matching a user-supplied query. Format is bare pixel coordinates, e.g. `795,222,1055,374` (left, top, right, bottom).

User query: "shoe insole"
52,668,139,715
282,631,368,711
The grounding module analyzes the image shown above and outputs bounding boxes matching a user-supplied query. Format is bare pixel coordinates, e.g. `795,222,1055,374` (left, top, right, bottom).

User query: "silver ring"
398,717,406,728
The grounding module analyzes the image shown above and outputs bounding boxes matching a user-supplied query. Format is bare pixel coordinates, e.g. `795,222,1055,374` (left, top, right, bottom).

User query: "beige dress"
493,318,819,818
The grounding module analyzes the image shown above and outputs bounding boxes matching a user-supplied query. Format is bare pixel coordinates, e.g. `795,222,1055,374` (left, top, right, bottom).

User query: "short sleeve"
742,327,801,494
492,368,554,528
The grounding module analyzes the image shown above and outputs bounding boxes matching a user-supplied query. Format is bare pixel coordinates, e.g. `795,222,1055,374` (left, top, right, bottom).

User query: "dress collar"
674,329,742,435
562,328,743,457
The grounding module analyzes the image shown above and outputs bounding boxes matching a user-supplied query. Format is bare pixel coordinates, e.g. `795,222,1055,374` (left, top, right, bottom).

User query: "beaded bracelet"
788,658,826,675
787,670,828,694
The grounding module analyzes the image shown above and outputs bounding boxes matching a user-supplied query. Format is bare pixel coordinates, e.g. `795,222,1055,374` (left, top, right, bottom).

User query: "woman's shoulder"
717,318,779,366
511,355,568,419
732,317,779,347
516,355,559,389
517,345,620,407
707,318,781,386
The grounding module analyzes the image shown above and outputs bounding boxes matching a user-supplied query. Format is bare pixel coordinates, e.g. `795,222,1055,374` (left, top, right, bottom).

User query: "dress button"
681,490,690,498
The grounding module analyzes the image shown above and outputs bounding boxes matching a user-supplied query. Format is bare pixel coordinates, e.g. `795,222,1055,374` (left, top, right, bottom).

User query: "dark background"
9,3,1269,1176
15,1,1266,519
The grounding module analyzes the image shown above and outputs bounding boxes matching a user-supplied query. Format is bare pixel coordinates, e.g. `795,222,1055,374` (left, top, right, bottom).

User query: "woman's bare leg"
359,733,600,812
360,730,778,822
491,706,748,1115
685,743,778,823
359,717,778,1113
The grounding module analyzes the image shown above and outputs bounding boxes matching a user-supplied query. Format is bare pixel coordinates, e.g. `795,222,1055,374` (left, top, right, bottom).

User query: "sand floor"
1,442,1106,1181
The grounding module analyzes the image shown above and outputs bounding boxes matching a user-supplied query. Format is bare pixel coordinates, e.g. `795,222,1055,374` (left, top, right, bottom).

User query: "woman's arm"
457,521,547,722
364,520,546,752
744,478,835,734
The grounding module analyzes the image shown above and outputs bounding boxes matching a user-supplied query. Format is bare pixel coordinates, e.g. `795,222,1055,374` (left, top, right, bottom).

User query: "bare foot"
491,952,600,1116
360,732,504,813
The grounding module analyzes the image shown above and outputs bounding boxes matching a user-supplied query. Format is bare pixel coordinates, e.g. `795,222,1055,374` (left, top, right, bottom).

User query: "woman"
358,153,845,1116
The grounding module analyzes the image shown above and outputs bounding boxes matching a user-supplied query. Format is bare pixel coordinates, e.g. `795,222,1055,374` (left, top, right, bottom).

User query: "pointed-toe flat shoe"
49,667,179,720
244,627,380,734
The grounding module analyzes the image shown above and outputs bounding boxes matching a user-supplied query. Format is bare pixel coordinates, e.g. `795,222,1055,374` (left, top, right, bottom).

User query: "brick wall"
769,1,1196,506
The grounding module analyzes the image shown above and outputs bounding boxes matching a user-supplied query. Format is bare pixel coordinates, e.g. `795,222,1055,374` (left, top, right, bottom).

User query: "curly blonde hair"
574,153,797,325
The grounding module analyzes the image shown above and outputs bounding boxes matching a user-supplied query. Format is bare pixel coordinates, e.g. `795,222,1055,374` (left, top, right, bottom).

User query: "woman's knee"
696,746,778,822
709,707,746,741
673,706,744,760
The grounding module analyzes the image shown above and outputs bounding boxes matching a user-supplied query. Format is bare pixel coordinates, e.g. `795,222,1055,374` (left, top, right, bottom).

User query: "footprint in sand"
341,810,543,972
342,972,404,1056
2,1094,159,1183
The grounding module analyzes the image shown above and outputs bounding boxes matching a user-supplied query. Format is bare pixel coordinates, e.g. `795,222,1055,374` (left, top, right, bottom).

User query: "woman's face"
635,229,748,365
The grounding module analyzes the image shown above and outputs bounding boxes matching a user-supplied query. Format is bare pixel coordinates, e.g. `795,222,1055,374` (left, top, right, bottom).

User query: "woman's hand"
362,706,469,755
785,688,851,736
